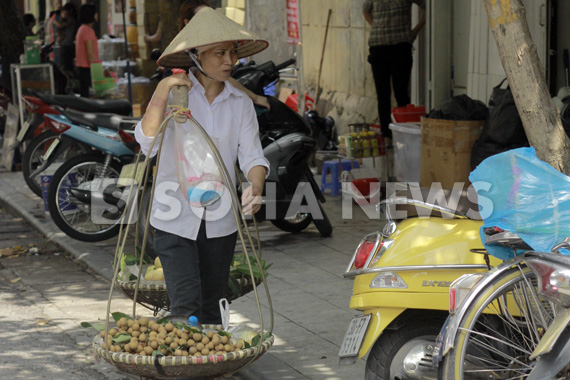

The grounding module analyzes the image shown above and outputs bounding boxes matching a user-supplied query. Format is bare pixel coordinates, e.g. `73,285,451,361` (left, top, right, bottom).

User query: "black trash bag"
426,94,488,121
478,78,528,146
470,78,529,170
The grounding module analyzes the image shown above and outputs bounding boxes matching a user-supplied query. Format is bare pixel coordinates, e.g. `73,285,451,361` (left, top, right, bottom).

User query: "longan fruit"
181,332,189,341
136,344,144,353
224,344,233,352
187,339,196,346
207,331,214,339
124,344,132,353
160,348,168,355
174,349,183,356
201,348,210,355
201,336,210,345
140,326,148,333
196,342,205,351
221,336,229,344
139,333,147,342
150,341,158,349
127,328,133,334
182,350,189,356
108,328,118,336
235,341,243,349
165,336,172,345
165,323,174,332
158,326,166,334
207,342,214,350
119,317,128,327
129,339,139,351
193,333,202,342
127,319,134,328
100,330,106,338
158,331,167,339
132,331,141,338
132,323,140,331
151,323,160,332
144,346,153,355
189,346,197,355
215,344,224,351
178,338,187,346
139,317,148,326
212,335,221,345
170,342,178,349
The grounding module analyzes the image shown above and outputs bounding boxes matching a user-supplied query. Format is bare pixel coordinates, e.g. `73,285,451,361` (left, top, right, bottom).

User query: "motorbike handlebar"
275,59,296,72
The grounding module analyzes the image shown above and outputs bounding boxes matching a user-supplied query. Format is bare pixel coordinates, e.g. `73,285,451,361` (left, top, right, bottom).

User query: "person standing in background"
54,3,78,72
23,14,37,36
45,0,62,62
363,0,425,141
75,3,100,98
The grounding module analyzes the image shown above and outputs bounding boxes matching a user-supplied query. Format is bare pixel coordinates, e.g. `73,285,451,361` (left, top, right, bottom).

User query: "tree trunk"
159,0,185,53
483,0,570,174
0,0,27,91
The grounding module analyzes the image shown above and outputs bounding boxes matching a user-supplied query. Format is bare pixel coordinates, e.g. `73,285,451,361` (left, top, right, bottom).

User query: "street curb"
0,194,114,283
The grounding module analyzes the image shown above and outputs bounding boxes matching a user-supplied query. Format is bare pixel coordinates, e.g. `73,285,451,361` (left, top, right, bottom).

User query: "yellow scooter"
338,186,500,380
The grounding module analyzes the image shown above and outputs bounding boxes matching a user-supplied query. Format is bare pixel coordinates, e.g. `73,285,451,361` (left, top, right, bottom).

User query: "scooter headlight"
370,272,407,289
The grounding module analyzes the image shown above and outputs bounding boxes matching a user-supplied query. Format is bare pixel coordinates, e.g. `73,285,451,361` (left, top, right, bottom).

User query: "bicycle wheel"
47,154,123,242
439,263,561,380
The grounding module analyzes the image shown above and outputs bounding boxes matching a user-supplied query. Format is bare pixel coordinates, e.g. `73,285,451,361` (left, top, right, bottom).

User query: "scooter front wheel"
270,213,312,233
47,154,123,242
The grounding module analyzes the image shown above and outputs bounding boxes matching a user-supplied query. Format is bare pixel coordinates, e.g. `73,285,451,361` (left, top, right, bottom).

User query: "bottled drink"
351,132,360,158
361,132,371,158
369,131,380,156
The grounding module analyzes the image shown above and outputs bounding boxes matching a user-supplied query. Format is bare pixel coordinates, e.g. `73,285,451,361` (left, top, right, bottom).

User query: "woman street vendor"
134,7,269,324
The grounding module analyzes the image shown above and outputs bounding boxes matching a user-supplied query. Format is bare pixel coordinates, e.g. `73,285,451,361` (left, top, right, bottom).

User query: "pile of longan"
99,317,244,356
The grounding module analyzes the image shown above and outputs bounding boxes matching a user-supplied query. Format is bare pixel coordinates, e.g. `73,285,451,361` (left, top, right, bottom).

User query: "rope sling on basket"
92,84,274,380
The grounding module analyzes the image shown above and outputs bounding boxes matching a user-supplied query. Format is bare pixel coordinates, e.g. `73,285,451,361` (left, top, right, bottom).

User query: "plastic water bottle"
188,315,203,330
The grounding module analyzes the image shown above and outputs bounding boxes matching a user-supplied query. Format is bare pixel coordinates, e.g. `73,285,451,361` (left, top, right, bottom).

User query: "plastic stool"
320,159,360,196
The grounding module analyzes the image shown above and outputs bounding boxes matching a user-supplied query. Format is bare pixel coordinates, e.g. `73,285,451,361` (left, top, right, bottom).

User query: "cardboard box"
420,118,484,189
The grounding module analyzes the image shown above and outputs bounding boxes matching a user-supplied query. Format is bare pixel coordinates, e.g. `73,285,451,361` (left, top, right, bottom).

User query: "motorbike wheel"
22,130,87,196
438,264,562,380
135,185,157,260
270,213,312,233
312,202,333,237
47,154,123,242
366,315,445,380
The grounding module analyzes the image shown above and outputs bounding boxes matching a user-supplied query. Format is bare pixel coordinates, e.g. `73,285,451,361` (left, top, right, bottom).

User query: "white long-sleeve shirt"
134,71,269,240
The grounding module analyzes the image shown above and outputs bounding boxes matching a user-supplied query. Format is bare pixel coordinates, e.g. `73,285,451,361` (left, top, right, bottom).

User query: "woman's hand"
157,71,193,93
241,183,263,215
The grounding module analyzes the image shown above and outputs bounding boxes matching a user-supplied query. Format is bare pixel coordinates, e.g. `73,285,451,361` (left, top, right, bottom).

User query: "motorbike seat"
386,187,481,220
33,91,133,116
63,109,140,131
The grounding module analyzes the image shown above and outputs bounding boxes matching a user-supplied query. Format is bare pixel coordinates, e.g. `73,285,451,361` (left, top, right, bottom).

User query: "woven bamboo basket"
117,276,263,311
93,328,274,380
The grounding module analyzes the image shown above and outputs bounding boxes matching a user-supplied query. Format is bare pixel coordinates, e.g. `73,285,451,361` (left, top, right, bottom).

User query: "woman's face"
198,42,238,82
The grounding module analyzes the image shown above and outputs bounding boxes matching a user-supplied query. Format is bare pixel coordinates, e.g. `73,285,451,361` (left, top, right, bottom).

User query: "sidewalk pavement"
0,169,383,380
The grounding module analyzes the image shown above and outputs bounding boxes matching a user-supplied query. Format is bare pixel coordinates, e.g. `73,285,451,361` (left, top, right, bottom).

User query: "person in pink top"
75,3,100,97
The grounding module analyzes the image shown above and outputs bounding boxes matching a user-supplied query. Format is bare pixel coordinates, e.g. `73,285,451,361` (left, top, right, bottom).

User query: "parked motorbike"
338,186,500,380
41,109,139,241
19,91,133,196
433,227,570,380
232,59,333,237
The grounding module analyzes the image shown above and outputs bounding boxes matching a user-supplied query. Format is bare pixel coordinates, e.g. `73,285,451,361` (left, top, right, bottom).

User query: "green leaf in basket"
227,275,242,297
112,312,131,322
233,264,265,280
182,325,201,334
152,350,164,357
112,333,132,344
217,330,233,338
128,273,137,281
250,331,271,347
156,317,169,325
80,322,106,331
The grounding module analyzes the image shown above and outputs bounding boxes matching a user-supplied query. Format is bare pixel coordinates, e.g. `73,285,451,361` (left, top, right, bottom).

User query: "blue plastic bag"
470,147,570,260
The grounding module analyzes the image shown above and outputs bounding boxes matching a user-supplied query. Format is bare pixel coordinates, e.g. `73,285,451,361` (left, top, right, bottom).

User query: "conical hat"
157,7,268,68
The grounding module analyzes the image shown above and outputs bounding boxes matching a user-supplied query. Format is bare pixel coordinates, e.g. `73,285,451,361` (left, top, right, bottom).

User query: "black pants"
153,223,237,324
59,45,75,72
77,67,91,98
368,43,413,138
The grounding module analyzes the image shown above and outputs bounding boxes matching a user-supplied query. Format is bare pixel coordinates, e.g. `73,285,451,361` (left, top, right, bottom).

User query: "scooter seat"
63,109,141,131
33,91,132,116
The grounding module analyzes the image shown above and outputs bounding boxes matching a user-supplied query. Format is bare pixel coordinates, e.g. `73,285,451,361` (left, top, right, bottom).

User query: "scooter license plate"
338,314,372,358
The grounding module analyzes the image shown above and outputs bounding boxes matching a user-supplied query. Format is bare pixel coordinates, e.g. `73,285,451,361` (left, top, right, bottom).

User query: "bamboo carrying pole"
316,9,332,104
